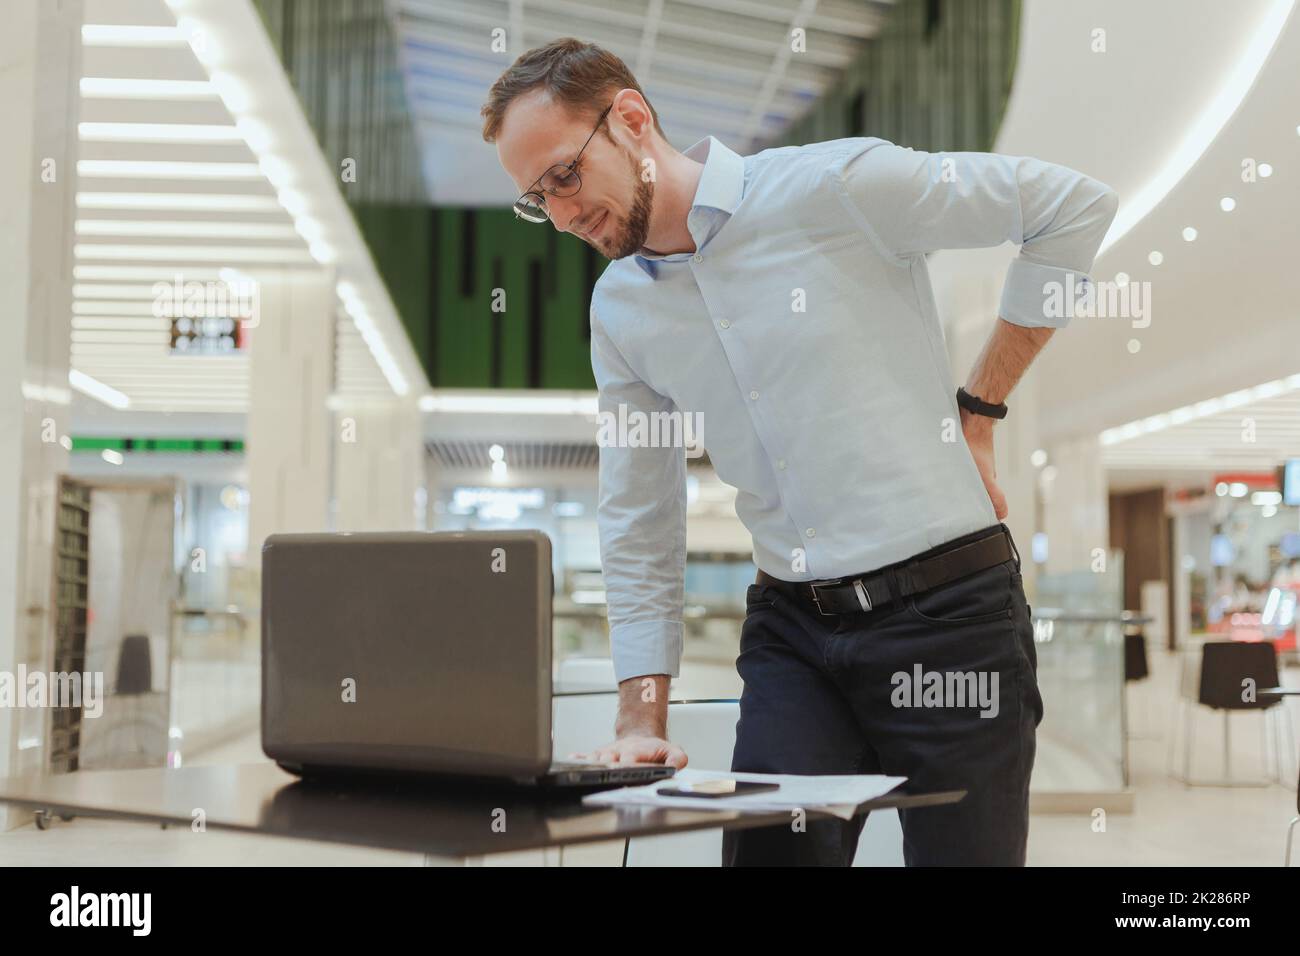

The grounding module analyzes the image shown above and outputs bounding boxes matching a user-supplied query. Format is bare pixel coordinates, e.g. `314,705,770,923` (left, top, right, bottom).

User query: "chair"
1124,629,1149,682
116,634,153,694
1173,641,1288,786
1123,627,1154,739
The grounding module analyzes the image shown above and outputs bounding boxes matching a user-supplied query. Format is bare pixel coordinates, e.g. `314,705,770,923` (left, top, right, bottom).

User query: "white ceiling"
70,0,407,419
390,0,893,204
1100,373,1300,478
929,0,1300,481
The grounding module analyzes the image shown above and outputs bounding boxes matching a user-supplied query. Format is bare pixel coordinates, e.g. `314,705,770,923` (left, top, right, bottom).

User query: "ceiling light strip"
1100,372,1300,445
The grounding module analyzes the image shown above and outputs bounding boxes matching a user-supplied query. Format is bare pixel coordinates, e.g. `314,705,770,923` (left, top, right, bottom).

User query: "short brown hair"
480,38,664,143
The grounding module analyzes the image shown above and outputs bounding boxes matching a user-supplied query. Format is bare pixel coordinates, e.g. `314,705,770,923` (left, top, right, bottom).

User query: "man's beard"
594,149,654,260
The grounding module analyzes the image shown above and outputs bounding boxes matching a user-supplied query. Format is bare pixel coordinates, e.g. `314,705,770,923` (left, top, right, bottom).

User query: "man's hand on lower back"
961,409,1007,520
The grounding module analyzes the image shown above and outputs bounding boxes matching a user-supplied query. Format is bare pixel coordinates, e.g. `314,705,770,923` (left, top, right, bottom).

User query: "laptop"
260,529,675,789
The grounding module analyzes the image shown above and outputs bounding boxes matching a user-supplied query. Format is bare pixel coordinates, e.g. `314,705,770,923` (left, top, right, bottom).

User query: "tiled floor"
3,648,1296,866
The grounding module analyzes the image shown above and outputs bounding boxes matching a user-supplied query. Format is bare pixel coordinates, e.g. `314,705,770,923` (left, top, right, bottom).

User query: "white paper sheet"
582,769,907,820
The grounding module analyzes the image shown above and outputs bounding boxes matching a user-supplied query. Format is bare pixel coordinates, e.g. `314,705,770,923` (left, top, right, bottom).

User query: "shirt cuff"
609,619,683,683
999,258,1095,329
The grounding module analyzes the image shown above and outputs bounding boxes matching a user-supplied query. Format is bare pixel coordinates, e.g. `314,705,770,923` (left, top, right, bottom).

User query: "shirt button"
805,528,816,538
777,459,787,470
749,390,759,401
693,254,703,263
719,319,730,330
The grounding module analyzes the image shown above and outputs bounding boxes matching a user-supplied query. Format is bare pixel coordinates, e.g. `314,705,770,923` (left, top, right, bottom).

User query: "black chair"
115,634,152,694
1124,629,1149,682
1178,641,1284,786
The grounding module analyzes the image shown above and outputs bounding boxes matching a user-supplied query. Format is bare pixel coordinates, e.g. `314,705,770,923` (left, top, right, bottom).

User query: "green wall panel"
774,0,1020,153
429,209,600,390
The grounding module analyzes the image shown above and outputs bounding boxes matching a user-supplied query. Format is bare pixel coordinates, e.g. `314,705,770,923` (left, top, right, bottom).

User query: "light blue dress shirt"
590,135,1118,682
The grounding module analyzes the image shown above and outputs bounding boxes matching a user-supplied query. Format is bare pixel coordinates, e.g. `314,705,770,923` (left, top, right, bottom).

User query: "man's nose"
546,195,581,233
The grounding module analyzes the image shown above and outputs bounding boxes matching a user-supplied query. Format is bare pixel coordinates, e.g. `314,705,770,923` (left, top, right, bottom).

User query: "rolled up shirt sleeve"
590,305,686,682
834,138,1119,328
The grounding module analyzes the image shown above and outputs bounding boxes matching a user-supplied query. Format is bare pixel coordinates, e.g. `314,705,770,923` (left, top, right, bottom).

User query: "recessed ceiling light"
1182,226,1198,241
1259,162,1273,177
277,189,309,217
1219,197,1236,211
76,220,299,239
81,24,187,47
77,160,262,180
70,369,130,409
308,240,336,264
73,243,314,263
1148,251,1163,265
78,122,243,143
73,265,230,281
80,78,216,99
77,192,281,212
1115,272,1129,286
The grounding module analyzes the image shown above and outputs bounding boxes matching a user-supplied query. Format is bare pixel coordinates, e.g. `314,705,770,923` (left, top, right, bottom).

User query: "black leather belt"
756,526,1016,616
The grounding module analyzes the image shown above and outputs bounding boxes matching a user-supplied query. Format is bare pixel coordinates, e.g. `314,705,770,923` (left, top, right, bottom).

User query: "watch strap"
957,386,1008,420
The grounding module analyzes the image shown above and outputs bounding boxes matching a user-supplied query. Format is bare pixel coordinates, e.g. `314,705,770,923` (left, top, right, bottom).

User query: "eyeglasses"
513,104,612,224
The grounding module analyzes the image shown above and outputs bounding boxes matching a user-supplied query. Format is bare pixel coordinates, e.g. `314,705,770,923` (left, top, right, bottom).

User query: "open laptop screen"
261,531,552,778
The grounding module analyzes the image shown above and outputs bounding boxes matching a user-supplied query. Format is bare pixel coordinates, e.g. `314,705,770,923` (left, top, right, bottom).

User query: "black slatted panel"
847,90,864,136
490,256,504,387
527,258,543,387
429,207,441,387
461,210,476,297
926,0,943,41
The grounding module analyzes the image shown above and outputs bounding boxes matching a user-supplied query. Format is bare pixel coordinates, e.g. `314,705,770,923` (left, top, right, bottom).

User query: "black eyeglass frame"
512,103,613,223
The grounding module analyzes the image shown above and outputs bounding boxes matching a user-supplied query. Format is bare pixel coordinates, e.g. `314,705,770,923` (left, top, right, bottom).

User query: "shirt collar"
633,136,745,278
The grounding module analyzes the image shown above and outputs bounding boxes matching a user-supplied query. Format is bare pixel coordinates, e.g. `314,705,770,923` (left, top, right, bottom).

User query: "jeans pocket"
904,562,1015,628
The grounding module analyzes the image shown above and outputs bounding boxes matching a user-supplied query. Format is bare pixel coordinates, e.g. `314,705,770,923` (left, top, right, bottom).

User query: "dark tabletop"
0,763,965,859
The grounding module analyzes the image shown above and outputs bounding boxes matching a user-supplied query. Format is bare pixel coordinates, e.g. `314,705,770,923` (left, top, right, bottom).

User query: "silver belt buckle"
809,577,873,615
809,578,839,616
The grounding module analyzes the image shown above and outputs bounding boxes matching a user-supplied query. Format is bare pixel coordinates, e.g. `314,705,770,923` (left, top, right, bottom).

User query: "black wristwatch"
956,387,1008,420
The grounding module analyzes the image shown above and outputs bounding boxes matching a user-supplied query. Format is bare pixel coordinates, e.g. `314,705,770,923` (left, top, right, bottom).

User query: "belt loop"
1002,524,1021,572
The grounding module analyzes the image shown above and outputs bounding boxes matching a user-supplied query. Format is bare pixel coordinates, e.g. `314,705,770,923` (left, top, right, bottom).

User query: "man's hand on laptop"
569,674,689,768
576,735,688,767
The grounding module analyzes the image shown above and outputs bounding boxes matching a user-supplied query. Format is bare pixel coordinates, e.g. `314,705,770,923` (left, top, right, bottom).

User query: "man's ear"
609,88,653,142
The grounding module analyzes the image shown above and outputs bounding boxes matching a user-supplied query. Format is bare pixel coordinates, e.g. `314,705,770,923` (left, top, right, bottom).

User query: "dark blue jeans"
722,526,1044,866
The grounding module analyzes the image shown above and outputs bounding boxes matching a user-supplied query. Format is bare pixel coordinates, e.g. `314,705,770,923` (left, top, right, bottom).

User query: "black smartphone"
656,780,781,798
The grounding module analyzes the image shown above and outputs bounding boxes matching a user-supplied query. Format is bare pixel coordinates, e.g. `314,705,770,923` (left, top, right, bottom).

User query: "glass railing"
166,605,259,766
1029,609,1146,792
1030,552,1133,794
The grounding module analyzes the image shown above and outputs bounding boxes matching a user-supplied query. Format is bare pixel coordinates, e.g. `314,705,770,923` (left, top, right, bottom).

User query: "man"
482,38,1117,866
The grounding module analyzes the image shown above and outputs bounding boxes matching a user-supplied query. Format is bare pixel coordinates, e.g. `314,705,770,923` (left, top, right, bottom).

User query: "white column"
245,269,336,562
1040,435,1110,575
333,400,426,531
0,0,80,825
